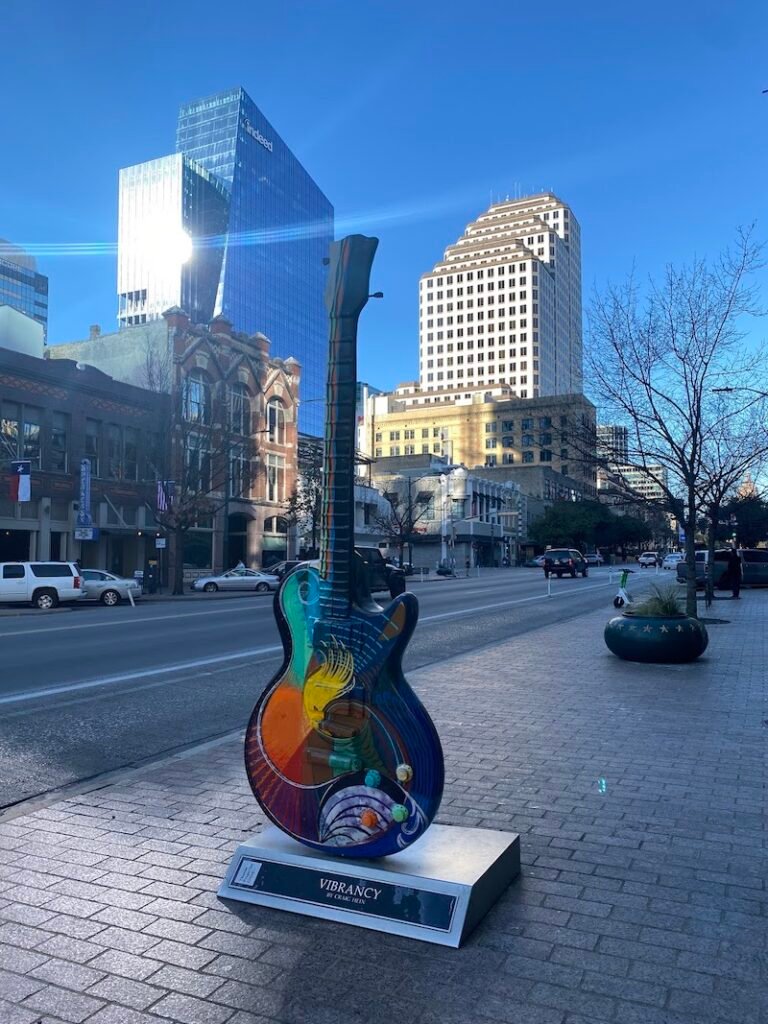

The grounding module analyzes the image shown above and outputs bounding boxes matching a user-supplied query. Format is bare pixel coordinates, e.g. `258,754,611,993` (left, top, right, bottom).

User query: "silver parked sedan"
192,568,280,593
80,569,143,606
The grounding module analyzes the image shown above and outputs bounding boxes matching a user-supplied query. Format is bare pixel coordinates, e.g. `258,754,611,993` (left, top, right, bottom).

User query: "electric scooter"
613,568,635,608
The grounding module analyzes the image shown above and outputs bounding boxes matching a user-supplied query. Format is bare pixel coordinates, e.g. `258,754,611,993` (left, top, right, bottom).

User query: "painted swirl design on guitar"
244,234,444,857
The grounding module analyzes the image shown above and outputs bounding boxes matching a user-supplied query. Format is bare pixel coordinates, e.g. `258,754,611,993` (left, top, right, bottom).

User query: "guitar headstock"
324,235,379,320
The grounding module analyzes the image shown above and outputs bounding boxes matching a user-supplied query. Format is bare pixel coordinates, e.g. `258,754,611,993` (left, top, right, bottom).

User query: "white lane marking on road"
0,645,282,707
420,580,611,623
0,575,571,638
0,601,274,638
0,578,616,707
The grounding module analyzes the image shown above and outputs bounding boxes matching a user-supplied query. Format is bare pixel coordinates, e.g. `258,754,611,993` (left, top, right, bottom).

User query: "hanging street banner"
78,459,92,526
9,461,31,502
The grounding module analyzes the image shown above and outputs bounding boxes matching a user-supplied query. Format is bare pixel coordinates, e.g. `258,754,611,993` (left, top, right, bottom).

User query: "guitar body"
245,565,444,858
244,233,444,857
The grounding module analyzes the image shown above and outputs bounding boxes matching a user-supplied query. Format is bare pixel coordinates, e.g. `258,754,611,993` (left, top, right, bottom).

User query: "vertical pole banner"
78,459,92,527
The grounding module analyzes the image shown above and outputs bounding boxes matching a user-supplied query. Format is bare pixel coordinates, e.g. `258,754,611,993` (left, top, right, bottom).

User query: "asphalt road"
0,566,655,809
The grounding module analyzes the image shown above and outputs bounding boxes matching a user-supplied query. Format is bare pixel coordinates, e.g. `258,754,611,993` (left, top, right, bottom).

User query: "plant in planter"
604,585,709,664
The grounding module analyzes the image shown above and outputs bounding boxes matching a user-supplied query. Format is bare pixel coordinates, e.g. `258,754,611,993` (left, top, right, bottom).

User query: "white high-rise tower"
418,193,582,399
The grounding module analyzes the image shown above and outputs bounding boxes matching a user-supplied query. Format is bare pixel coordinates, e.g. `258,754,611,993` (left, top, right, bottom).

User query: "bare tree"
697,403,768,601
373,483,432,566
586,229,766,616
284,442,324,558
153,378,258,595
141,336,173,394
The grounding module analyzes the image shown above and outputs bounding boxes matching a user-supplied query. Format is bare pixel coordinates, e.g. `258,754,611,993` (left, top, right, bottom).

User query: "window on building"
389,430,400,441
229,444,249,498
485,438,497,449
433,427,441,437
485,455,498,467
123,427,138,481
0,402,19,459
229,384,250,436
501,419,514,431
540,432,552,446
521,433,534,446
85,419,100,477
502,453,515,465
267,397,286,445
375,431,382,443
375,447,383,458
433,443,441,453
183,370,211,424
390,445,401,456
266,453,285,502
404,444,415,455
485,421,497,433
522,418,533,430
539,416,552,429
404,429,415,440
50,412,68,473
107,424,122,480
522,451,534,463
185,434,211,493
22,409,42,468
540,449,553,462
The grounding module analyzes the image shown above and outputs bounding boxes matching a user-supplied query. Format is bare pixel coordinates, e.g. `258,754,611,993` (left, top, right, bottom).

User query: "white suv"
0,562,85,609
637,552,659,568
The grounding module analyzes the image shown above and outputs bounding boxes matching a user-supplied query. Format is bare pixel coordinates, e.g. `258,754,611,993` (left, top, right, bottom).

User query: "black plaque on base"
219,823,520,947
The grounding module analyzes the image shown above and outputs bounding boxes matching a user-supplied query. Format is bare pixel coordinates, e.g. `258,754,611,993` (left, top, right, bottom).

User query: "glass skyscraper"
117,155,229,328
176,88,335,435
0,240,48,338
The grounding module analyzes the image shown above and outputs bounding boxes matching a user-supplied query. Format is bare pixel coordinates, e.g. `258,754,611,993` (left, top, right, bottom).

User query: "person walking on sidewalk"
726,547,742,599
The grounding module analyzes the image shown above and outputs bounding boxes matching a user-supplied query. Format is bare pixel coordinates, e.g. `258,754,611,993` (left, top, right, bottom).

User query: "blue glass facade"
0,243,48,338
177,88,334,436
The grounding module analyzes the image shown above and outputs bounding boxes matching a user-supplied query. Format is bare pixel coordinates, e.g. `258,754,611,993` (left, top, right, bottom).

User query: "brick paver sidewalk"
0,595,766,1024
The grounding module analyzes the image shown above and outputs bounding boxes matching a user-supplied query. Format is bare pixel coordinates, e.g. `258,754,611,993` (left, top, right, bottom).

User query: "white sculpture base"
218,823,520,947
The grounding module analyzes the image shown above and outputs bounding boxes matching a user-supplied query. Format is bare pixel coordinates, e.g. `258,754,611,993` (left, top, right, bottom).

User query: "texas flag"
10,461,31,502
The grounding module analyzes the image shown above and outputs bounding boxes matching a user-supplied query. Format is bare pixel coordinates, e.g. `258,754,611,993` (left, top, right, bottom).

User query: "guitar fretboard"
319,319,357,619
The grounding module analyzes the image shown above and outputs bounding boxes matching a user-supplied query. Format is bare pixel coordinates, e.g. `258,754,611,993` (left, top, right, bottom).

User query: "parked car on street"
80,569,142,606
661,552,684,571
585,552,604,566
298,546,405,595
543,549,589,578
0,561,84,609
524,555,547,568
266,560,302,580
192,568,280,593
637,552,659,568
676,548,768,588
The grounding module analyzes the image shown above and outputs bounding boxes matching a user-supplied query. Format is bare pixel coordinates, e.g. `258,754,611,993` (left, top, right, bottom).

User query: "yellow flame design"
303,641,355,729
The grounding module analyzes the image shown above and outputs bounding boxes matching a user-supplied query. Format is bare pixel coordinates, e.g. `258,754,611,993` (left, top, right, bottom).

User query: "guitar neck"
319,317,358,618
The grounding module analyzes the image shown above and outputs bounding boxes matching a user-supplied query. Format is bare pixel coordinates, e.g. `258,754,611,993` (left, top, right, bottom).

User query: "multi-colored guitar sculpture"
245,234,444,858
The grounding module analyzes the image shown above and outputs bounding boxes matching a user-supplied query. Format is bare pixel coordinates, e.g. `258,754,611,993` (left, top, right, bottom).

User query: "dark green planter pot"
604,613,709,664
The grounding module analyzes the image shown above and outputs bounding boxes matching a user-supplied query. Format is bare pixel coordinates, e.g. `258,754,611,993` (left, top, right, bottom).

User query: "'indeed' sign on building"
243,118,273,152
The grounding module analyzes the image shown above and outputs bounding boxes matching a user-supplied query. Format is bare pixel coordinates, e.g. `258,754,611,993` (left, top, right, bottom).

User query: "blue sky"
1,0,766,394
